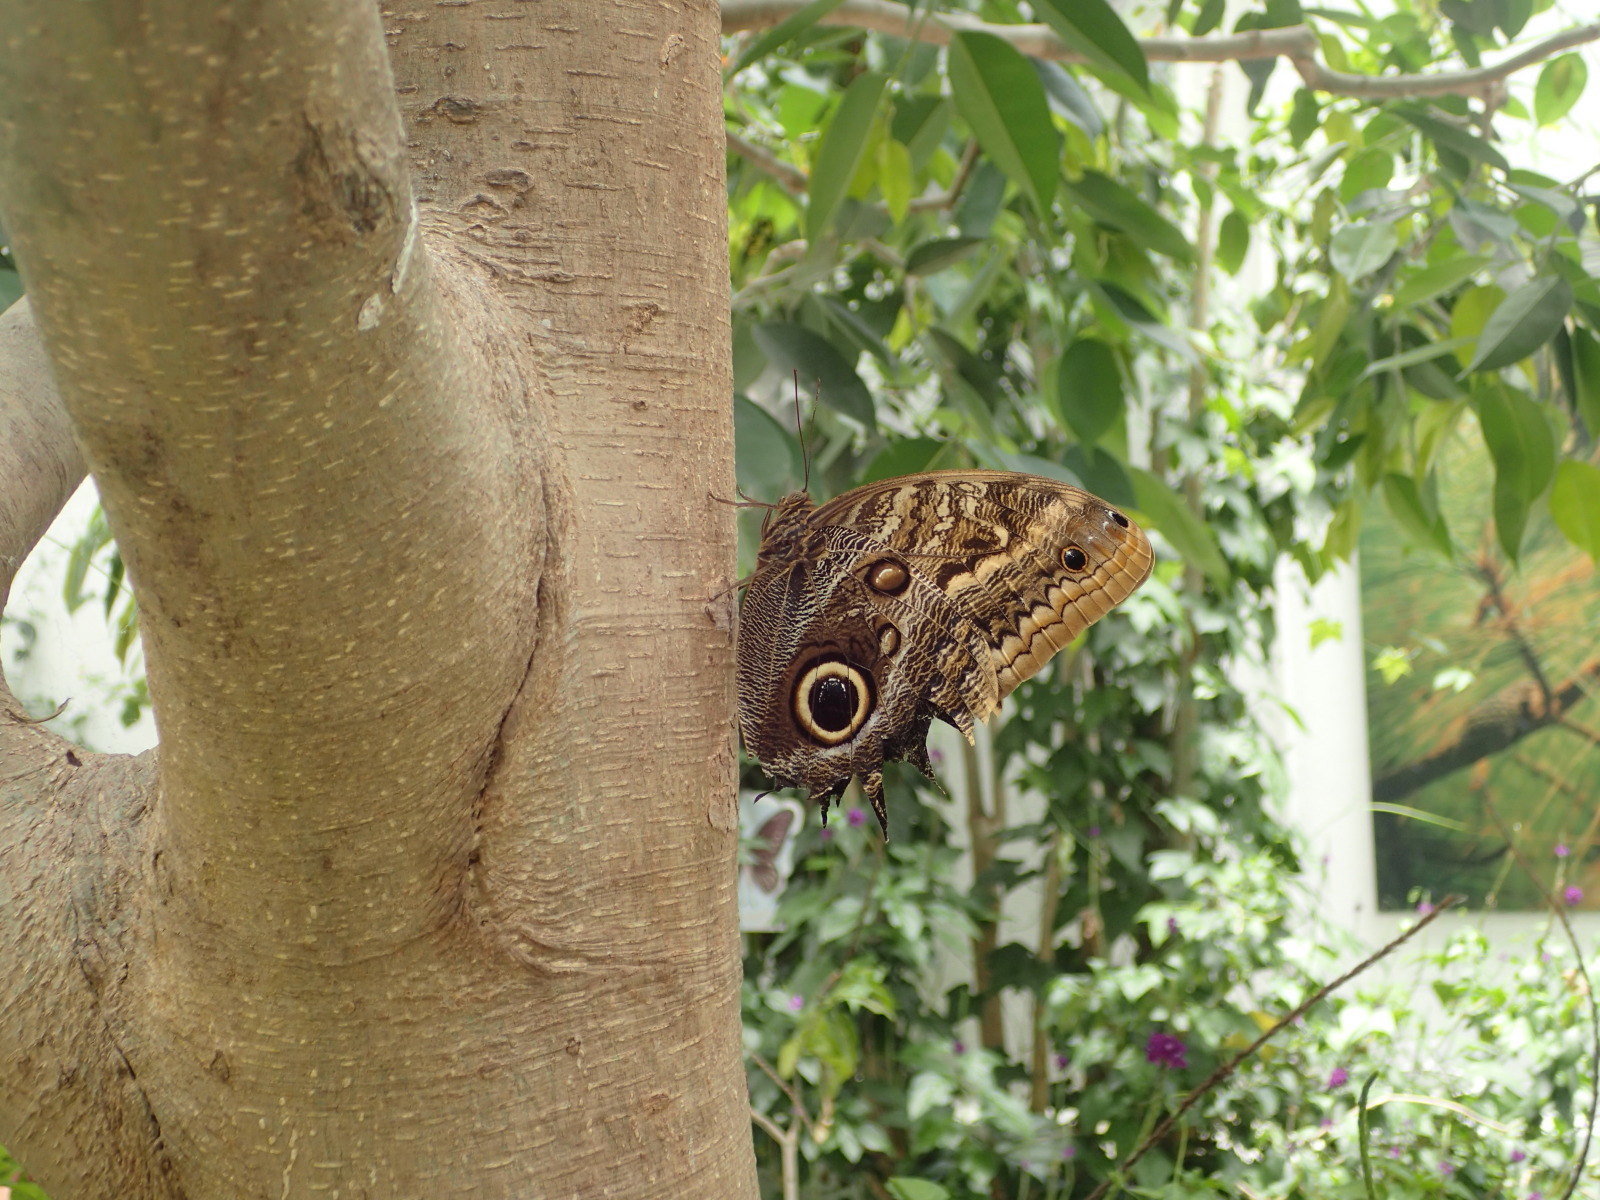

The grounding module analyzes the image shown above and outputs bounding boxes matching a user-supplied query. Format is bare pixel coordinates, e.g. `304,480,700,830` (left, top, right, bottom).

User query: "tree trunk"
0,2,756,1197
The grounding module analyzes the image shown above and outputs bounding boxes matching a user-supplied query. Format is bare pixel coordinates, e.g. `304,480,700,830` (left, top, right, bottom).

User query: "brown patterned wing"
810,471,1154,706
737,518,979,831
735,473,1152,838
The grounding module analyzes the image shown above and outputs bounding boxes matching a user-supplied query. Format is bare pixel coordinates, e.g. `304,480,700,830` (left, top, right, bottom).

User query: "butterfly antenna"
791,369,812,493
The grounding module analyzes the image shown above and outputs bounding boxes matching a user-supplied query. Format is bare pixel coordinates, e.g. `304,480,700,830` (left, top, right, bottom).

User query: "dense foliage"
726,1,1600,1196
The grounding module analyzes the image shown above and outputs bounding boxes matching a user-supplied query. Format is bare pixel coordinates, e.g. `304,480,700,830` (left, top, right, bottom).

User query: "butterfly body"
736,471,1154,835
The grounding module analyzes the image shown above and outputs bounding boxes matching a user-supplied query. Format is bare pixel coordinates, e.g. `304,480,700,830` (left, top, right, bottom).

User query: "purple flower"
819,826,833,842
1320,1117,1333,1129
1086,825,1101,838
1166,916,1179,935
1145,1031,1188,1069
846,807,865,827
1388,1146,1402,1159
1328,1066,1349,1088
788,994,804,1012
1054,1052,1069,1069
1439,1161,1454,1175
1061,1145,1076,1160
1529,1192,1542,1200
1510,1148,1527,1163
952,1039,966,1055
1556,843,1571,858
1565,885,1583,907
1416,900,1435,915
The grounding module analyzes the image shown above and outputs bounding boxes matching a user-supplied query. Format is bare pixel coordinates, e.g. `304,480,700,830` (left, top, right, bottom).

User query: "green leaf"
1535,53,1587,127
1397,108,1510,175
1568,325,1600,433
1475,386,1556,559
775,1032,802,1079
1192,0,1227,35
948,32,1060,215
1460,276,1572,375
1390,254,1492,309
860,437,952,483
904,236,984,276
1031,0,1150,92
886,1180,951,1200
877,136,912,223
1216,209,1249,275
734,394,802,498
1093,282,1196,361
0,267,21,312
1449,283,1504,347
1338,147,1394,205
103,552,125,619
1381,473,1452,559
807,72,887,242
1032,59,1104,138
1363,336,1474,379
1329,221,1397,281
1065,171,1194,264
729,0,848,76
752,323,877,429
1056,338,1123,443
981,449,1084,488
1127,466,1229,585
1550,459,1600,560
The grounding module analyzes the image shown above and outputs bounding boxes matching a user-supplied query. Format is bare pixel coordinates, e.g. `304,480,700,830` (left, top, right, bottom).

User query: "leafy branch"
722,1,1600,101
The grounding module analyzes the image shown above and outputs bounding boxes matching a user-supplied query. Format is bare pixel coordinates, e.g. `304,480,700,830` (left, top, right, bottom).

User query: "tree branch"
1371,658,1600,804
721,2,1600,101
729,128,807,194
0,300,85,721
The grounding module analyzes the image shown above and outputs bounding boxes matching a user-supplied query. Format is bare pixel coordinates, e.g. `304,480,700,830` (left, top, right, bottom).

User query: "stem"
1082,896,1465,1200
962,735,1006,1051
1030,829,1064,1111
1169,66,1226,801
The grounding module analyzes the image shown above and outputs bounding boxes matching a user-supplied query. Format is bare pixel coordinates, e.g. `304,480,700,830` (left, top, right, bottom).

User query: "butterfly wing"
810,471,1153,708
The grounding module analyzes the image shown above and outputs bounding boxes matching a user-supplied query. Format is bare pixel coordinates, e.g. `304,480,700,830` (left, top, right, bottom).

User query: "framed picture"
1361,418,1599,911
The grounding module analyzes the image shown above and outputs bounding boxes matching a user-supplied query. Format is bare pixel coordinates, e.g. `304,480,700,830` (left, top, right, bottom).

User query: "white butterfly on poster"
737,792,804,933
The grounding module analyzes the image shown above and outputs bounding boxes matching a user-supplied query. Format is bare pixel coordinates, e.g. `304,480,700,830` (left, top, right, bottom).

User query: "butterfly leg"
812,781,846,828
863,770,890,839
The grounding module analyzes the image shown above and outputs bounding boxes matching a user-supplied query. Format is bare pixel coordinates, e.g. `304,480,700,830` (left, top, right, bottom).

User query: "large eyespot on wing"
791,654,875,745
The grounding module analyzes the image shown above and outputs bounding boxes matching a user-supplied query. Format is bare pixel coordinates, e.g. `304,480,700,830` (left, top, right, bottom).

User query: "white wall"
2,479,157,755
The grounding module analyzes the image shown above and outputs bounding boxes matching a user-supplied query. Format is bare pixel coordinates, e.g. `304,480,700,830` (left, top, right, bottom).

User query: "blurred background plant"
724,0,1600,1195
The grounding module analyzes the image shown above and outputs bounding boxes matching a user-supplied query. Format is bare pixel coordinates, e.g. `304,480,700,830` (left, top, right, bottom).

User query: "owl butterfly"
736,471,1154,837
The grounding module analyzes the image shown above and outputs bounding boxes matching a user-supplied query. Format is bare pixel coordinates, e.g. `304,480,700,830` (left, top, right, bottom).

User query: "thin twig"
1082,896,1464,1200
749,1104,787,1143
727,128,807,194
908,138,981,212
750,1051,817,1139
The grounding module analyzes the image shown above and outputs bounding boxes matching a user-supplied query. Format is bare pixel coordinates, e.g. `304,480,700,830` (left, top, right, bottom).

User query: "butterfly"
736,470,1153,836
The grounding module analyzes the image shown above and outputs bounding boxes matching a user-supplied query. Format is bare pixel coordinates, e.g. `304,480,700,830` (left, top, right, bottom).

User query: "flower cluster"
1145,1031,1188,1070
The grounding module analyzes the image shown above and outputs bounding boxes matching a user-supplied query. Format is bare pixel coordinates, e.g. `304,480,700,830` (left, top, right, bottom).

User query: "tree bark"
0,1,754,1197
